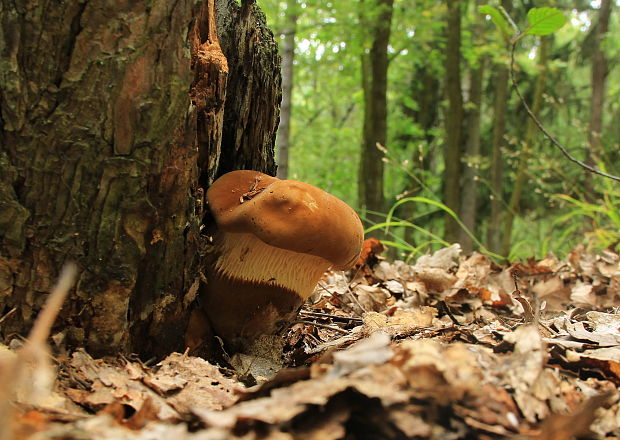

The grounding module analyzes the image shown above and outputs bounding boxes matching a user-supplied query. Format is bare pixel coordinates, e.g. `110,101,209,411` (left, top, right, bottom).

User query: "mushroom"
200,170,364,351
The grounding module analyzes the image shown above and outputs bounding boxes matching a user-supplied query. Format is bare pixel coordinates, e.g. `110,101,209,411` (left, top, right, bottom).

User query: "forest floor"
2,241,620,439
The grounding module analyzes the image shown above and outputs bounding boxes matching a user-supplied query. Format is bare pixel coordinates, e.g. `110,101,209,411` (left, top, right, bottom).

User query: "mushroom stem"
202,232,332,349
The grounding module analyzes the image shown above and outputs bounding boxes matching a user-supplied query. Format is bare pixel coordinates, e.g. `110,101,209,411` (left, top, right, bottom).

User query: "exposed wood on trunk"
193,0,229,188
0,0,281,357
443,0,464,243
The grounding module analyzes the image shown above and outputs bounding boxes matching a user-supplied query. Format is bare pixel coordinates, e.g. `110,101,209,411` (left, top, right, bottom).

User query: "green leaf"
525,7,566,36
479,5,511,38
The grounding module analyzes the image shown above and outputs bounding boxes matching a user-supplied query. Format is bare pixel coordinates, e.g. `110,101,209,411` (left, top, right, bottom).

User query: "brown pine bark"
0,0,280,357
358,0,394,226
443,0,464,243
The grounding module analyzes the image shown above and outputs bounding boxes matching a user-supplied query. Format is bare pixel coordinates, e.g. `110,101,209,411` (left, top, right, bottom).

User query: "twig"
0,307,17,325
317,280,366,316
27,263,78,347
291,320,350,335
511,270,535,323
438,300,460,325
0,263,77,440
510,270,554,335
341,272,367,314
299,310,363,324
509,42,620,182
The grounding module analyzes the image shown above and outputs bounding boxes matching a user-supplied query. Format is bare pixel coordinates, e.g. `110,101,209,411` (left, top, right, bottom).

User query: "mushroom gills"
202,231,332,349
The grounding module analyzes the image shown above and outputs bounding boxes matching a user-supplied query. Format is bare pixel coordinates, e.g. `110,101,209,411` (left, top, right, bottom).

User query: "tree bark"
443,0,464,243
275,0,298,179
358,0,394,227
0,0,280,357
459,59,485,253
215,0,280,177
585,0,612,200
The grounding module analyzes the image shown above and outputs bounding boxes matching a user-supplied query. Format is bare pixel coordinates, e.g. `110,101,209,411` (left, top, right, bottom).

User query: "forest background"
259,0,619,262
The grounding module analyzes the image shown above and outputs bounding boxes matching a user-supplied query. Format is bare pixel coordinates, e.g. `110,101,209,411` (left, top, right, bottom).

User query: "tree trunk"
501,37,549,257
216,0,280,177
399,63,440,247
0,0,280,358
358,0,394,227
275,0,298,179
486,62,509,255
585,0,612,200
459,59,485,253
443,0,464,243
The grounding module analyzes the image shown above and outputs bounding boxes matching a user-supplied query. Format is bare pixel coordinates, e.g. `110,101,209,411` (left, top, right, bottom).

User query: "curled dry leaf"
354,284,390,311
414,243,461,270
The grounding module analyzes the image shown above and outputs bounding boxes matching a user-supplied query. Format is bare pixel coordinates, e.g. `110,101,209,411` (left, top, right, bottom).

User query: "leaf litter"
2,243,620,439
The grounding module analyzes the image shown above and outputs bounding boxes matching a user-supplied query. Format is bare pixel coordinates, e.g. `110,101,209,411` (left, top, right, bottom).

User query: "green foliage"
260,0,620,261
555,185,620,252
479,5,566,42
363,196,504,262
478,5,511,41
524,7,566,37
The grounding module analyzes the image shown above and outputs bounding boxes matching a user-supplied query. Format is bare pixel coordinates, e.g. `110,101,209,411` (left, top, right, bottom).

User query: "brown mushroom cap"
201,170,364,350
207,170,364,269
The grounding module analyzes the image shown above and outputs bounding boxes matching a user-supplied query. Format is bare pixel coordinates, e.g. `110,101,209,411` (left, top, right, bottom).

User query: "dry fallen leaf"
9,245,620,439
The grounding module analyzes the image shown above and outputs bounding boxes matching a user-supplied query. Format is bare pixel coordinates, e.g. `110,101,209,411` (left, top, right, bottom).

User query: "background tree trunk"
443,0,464,243
485,0,511,255
400,62,440,247
585,0,612,200
486,64,509,255
275,0,299,179
501,36,549,257
0,0,280,358
358,0,394,228
459,59,485,253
